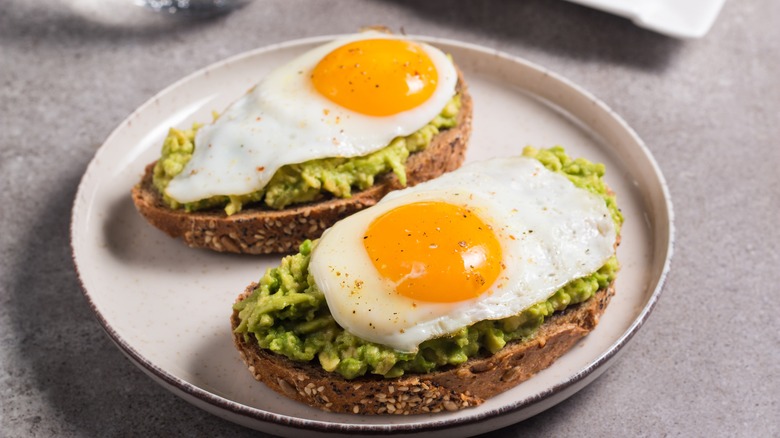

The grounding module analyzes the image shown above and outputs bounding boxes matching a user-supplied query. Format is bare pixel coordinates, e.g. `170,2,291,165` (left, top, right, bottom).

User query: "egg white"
165,32,458,203
308,157,617,353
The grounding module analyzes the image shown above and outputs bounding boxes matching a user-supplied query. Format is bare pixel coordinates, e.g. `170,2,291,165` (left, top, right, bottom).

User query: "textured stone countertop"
1,0,778,436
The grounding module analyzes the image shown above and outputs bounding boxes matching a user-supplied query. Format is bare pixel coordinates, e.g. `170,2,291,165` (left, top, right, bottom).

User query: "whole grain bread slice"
131,75,472,255
230,282,615,415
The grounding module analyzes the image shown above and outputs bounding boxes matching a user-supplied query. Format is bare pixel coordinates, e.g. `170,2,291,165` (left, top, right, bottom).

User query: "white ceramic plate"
71,36,674,437
564,0,726,38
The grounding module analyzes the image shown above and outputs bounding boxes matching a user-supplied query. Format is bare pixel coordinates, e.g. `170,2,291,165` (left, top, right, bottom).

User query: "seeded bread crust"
131,75,472,255
230,282,615,415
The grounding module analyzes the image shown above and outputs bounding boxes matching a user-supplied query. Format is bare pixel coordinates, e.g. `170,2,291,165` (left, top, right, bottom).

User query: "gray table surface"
2,0,778,436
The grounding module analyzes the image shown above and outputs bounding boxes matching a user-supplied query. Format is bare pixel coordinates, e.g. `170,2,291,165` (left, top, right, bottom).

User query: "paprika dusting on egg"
362,201,503,302
311,39,439,116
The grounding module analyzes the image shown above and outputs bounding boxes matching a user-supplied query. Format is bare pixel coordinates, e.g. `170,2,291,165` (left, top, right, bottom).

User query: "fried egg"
308,156,617,353
165,32,458,203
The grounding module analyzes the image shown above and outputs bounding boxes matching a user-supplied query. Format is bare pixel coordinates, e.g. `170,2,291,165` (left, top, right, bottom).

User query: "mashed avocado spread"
152,95,461,215
233,147,623,379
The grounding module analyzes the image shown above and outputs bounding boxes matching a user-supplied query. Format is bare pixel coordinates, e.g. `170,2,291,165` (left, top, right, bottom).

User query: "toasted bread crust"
131,75,472,254
230,283,615,415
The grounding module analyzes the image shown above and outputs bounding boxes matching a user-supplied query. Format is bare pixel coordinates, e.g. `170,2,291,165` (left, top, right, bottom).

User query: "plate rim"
71,34,674,434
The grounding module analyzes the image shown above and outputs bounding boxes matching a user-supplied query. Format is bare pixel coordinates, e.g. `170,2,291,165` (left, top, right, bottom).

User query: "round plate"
71,35,673,436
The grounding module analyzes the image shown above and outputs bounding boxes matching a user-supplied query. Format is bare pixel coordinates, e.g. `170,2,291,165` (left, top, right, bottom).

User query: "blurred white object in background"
564,0,726,38
137,0,249,16
60,0,249,28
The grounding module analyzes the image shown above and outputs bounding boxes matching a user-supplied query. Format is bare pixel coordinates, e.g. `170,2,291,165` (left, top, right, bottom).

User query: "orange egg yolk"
363,202,503,303
311,39,439,116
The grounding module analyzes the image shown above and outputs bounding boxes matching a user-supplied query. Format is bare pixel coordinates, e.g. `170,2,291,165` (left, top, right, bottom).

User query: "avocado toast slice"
230,147,623,414
132,71,471,254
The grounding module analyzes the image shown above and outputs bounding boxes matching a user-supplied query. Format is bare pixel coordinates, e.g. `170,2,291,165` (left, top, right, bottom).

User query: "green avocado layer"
152,95,461,215
233,146,623,379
